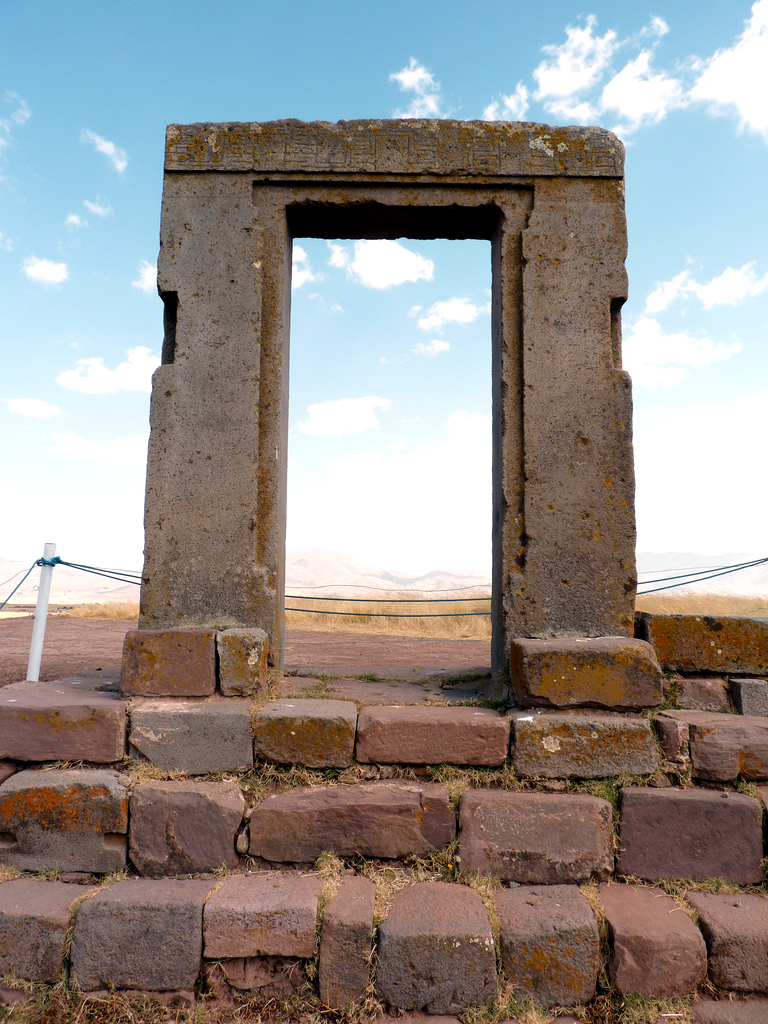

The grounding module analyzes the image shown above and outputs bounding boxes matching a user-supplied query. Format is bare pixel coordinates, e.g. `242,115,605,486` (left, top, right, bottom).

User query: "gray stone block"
319,876,375,1009
129,697,253,774
732,678,768,717
129,780,245,876
253,698,356,768
355,706,510,766
217,628,269,696
687,892,768,994
70,878,215,991
377,881,496,1014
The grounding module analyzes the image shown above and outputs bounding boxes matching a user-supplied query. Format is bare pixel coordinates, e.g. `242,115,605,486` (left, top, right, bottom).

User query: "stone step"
2,874,768,1011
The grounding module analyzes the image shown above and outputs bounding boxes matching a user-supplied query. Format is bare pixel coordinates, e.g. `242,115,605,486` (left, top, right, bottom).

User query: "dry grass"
635,592,768,617
58,600,140,619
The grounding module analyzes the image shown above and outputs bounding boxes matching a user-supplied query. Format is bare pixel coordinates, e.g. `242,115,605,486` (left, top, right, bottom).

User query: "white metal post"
26,542,56,682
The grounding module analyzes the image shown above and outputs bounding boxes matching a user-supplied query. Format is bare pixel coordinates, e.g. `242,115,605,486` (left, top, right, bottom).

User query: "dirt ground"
0,615,491,686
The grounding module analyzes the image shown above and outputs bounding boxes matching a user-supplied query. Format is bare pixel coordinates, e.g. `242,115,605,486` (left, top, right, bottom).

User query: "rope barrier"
285,608,490,618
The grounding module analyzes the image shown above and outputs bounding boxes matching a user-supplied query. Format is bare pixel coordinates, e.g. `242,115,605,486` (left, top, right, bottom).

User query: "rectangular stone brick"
635,613,768,674
658,710,768,781
121,629,216,696
732,678,768,717
355,706,510,766
0,878,96,983
0,678,126,763
693,998,768,1023
675,675,730,712
129,697,253,774
253,698,356,768
319,876,375,1009
618,787,763,884
655,713,690,764
510,636,663,710
70,878,215,991
0,768,129,872
600,882,706,997
249,781,455,861
687,893,768,994
203,872,322,958
497,885,599,1005
511,711,658,777
458,790,613,883
217,628,268,696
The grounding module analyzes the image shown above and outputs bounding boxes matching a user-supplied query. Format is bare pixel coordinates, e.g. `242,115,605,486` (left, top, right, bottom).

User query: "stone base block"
618,787,763,884
217,628,269,696
687,893,768,994
693,998,768,1023
203,872,322,958
674,675,731,712
0,678,126,763
732,678,768,717
129,780,245,876
377,882,496,1014
355,706,510,765
70,878,215,991
121,629,216,697
497,884,599,1005
458,791,613,883
655,711,768,781
319,877,375,1009
509,636,663,710
0,768,129,872
204,956,305,1005
635,613,768,674
0,879,96,983
253,698,357,768
129,698,253,774
511,711,658,777
600,882,706,996
249,781,455,861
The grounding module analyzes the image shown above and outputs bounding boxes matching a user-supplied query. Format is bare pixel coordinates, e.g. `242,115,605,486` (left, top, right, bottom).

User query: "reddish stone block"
675,676,730,712
687,893,768,994
217,628,268,697
249,781,455,862
203,872,322,958
377,882,496,1014
509,636,663,710
618,787,762,884
635,613,768,674
496,884,599,1005
693,998,768,1023
355,706,510,766
0,678,126,763
458,790,613,883
650,710,768,781
600,882,706,996
655,713,690,764
319,877,375,1009
253,698,357,768
121,629,216,697
204,955,305,1005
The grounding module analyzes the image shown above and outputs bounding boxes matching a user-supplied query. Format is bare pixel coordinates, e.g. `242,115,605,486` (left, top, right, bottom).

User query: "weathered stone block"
355,706,510,765
319,877,375,1009
635,613,768,674
70,878,215,991
675,675,730,712
377,882,496,1014
249,781,455,861
129,780,245,876
0,769,129,872
0,878,96,983
129,697,253,774
618,787,763,884
217,628,268,696
204,955,305,1004
687,893,768,994
511,711,658,777
121,629,216,697
692,998,768,1023
0,678,126,763
203,872,322,958
655,713,690,764
732,678,768,717
253,698,356,768
509,637,663,710
658,710,768,781
600,882,706,996
496,884,599,1005
458,790,613,883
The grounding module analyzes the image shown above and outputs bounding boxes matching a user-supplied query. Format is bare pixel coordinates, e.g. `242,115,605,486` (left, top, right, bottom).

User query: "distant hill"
637,552,768,596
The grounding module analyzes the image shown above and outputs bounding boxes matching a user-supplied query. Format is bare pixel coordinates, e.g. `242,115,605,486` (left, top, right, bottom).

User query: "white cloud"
131,260,157,293
623,316,742,388
41,432,149,465
83,198,112,217
65,213,84,228
22,256,68,285
81,129,127,173
56,346,160,394
645,262,768,313
690,0,768,139
297,396,391,436
533,15,618,119
292,245,316,289
412,339,450,357
0,231,12,251
6,398,63,419
328,240,434,289
601,50,686,134
390,58,446,118
482,83,530,122
0,92,30,160
417,297,484,332
644,270,693,314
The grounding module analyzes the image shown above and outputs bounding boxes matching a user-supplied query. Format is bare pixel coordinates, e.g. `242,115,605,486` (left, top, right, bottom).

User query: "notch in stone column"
610,296,626,369
161,291,178,365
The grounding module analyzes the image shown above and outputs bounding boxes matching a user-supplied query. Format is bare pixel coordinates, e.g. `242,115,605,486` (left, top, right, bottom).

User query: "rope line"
636,555,768,594
0,562,41,614
285,608,490,618
286,594,490,604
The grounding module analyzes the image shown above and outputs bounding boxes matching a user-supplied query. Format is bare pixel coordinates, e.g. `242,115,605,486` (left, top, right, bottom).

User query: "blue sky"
1,0,767,576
